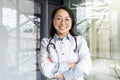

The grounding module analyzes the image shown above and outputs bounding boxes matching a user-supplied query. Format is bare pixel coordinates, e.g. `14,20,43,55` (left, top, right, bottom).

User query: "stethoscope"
46,36,77,53
47,36,79,73
46,36,78,73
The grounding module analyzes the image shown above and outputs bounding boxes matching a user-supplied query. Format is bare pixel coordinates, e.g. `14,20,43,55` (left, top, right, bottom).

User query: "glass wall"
0,0,40,80
64,0,120,80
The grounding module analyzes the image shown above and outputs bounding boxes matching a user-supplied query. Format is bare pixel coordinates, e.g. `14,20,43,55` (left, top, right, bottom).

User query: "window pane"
0,0,40,80
64,0,120,80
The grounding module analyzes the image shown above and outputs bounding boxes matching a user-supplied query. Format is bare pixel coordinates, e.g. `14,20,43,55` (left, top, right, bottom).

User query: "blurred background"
0,0,120,80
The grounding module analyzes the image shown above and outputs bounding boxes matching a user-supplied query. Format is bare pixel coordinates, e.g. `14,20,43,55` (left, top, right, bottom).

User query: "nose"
60,19,66,25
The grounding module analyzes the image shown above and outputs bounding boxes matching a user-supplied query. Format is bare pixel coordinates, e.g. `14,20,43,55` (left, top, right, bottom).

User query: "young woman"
38,6,92,80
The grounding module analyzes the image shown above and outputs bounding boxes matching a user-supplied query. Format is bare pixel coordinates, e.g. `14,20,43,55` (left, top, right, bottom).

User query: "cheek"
53,22,60,31
53,21,58,27
68,22,72,28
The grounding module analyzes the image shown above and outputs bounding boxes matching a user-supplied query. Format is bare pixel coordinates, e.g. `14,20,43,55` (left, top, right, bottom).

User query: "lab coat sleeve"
38,38,58,79
63,36,92,80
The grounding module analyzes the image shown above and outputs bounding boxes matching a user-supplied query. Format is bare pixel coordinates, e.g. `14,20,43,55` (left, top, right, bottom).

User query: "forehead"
55,9,70,17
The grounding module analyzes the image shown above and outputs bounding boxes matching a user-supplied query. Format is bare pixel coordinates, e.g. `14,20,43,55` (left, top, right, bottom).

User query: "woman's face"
53,9,72,38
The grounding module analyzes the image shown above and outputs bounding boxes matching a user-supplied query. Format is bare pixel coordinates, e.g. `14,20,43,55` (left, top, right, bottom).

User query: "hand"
56,74,64,79
68,62,76,69
46,57,52,62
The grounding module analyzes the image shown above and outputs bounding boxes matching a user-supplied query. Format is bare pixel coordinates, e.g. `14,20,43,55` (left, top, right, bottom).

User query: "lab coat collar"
53,33,73,41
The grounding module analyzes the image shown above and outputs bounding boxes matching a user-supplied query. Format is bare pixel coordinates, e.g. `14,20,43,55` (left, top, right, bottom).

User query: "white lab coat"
38,34,92,80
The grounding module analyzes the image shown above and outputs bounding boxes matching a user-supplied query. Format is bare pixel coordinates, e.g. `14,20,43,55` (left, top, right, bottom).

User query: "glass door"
64,0,120,80
0,0,40,80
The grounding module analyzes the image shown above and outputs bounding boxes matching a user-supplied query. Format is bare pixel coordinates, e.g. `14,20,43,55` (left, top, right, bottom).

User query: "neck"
57,33,69,38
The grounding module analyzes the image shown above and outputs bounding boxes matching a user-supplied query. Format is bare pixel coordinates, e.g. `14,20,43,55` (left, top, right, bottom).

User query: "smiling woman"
53,9,72,38
50,6,76,38
38,6,92,80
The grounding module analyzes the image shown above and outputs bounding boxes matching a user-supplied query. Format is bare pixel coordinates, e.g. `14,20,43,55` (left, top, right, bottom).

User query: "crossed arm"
46,57,76,79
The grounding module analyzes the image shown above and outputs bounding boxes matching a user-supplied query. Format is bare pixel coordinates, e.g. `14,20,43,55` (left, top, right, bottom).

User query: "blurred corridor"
85,58,120,80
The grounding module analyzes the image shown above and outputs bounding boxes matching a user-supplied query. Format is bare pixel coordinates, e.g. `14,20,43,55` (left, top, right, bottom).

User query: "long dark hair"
50,5,77,38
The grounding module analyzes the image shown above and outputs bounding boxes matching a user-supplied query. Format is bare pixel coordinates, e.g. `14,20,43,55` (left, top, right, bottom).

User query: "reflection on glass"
64,0,120,80
0,0,40,80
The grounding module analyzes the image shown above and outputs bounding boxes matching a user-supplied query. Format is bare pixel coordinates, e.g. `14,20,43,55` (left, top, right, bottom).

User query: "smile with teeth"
59,26,67,30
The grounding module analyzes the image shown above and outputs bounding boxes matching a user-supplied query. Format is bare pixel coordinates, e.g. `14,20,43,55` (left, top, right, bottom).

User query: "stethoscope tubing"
46,36,78,71
47,36,77,52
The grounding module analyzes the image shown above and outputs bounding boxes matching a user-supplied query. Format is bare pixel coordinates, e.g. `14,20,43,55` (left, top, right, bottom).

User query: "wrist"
55,73,64,79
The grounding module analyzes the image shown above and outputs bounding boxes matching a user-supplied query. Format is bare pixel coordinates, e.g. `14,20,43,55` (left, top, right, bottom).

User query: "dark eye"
65,18,71,21
56,17,61,20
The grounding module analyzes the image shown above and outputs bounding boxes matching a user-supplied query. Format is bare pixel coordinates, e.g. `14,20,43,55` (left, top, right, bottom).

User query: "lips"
59,26,67,30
